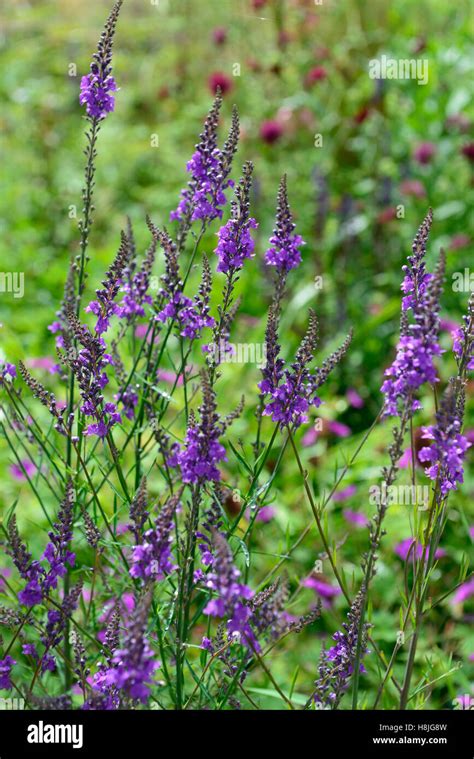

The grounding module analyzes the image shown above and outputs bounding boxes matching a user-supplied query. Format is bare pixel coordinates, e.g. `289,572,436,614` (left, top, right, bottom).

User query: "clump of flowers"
265,175,305,273
171,93,239,226
381,210,446,417
79,0,122,119
7,480,75,608
61,309,121,438
260,308,352,427
313,588,370,709
419,381,471,497
130,493,180,582
0,656,16,690
154,226,214,340
215,162,258,274
103,594,159,704
169,372,235,484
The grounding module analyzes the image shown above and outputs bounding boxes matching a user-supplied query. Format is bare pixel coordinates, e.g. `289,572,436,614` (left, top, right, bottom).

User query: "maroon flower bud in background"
305,66,327,87
461,142,474,163
208,71,233,96
212,26,227,45
413,141,436,164
259,119,284,145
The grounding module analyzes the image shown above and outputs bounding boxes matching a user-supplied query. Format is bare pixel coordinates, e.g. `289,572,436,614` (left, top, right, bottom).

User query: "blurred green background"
1,0,473,708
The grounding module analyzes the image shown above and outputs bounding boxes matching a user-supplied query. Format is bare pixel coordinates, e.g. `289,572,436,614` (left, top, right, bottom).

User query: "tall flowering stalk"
7,480,75,608
381,210,444,417
206,162,257,375
352,216,446,707
313,588,370,709
77,0,123,306
171,93,239,248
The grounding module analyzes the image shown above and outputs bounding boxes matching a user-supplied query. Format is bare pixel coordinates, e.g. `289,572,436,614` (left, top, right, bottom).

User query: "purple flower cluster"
80,73,117,120
0,656,15,690
118,243,156,321
79,0,122,120
63,310,121,438
154,228,214,340
103,595,159,704
202,531,257,649
0,362,16,383
171,95,239,225
170,373,227,484
39,581,84,674
261,308,352,428
85,604,121,710
261,312,352,428
86,232,130,335
215,162,257,274
130,494,179,582
8,481,76,608
265,175,305,273
313,588,370,709
419,383,471,497
381,210,445,417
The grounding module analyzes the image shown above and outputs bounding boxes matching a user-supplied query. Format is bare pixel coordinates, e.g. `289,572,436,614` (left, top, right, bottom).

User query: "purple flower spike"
172,373,227,484
171,96,239,227
381,212,446,418
79,0,123,120
313,587,370,709
215,162,257,274
418,381,471,497
130,493,179,582
0,656,16,691
265,175,305,273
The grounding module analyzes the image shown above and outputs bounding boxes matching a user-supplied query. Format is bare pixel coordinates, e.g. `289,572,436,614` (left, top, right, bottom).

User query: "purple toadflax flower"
0,656,16,691
85,231,130,335
62,308,121,437
39,581,83,673
202,530,257,649
260,308,352,427
7,480,76,607
381,210,446,417
104,593,159,704
117,220,157,321
171,94,239,227
214,161,258,274
264,174,305,273
79,0,123,119
418,381,471,497
85,603,121,710
130,493,180,582
0,361,16,383
313,587,370,709
153,225,215,340
169,372,229,484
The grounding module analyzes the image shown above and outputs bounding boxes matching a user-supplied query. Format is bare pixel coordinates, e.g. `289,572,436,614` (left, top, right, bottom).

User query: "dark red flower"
212,27,227,45
305,66,327,87
208,71,233,96
413,142,436,165
354,105,371,124
252,0,267,8
461,142,474,163
259,120,284,144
